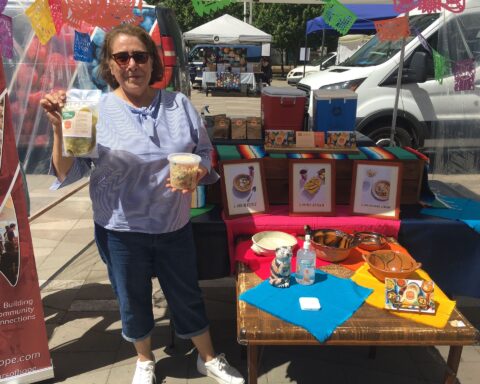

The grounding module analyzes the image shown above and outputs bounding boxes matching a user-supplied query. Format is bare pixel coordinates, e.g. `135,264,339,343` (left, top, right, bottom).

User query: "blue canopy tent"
306,4,399,35
303,4,404,149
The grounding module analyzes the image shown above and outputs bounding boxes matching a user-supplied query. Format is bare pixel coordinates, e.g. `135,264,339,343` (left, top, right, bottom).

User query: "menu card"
385,278,436,314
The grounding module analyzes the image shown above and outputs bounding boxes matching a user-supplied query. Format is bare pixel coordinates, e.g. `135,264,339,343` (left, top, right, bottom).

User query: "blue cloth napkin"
421,195,480,233
239,271,373,342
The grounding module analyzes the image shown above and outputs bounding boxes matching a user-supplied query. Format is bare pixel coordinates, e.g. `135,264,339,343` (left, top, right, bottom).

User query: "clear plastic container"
167,153,201,190
295,234,316,285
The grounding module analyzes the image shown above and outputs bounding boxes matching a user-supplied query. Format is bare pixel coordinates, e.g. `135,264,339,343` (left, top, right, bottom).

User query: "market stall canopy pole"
183,14,272,44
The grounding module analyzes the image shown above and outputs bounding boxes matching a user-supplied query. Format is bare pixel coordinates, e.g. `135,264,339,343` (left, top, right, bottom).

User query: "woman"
40,24,244,384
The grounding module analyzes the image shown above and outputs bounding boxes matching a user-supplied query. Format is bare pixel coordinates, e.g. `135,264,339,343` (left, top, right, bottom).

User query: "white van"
287,52,337,85
287,35,373,85
297,1,480,151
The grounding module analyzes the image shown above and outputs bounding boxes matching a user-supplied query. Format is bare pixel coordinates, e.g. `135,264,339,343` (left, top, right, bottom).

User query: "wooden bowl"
354,231,388,252
310,229,357,263
363,250,422,282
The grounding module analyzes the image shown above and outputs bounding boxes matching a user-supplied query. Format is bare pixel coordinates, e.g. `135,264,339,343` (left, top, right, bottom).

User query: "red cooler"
261,87,307,131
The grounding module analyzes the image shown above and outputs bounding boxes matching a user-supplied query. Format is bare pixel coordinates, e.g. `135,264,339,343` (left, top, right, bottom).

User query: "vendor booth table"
202,72,257,96
236,263,479,384
191,204,480,298
190,143,480,383
191,145,480,298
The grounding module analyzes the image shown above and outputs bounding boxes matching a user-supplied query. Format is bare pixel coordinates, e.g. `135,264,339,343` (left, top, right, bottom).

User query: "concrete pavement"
29,179,480,384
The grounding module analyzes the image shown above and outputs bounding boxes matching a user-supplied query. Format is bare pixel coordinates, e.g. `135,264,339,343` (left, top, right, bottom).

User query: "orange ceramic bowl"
363,250,422,282
310,229,357,263
354,231,388,252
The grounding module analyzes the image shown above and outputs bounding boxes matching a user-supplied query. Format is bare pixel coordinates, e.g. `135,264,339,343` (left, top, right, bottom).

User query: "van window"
403,29,437,80
310,52,336,68
341,14,440,67
440,13,480,70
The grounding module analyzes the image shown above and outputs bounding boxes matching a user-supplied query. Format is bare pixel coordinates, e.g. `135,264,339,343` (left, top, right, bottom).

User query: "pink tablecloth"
224,205,401,274
235,238,371,279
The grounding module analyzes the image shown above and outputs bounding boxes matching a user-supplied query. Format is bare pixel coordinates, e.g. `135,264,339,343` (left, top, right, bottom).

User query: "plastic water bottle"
295,235,316,285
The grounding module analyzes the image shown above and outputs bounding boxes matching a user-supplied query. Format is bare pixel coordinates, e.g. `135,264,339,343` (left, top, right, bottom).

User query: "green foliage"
148,1,325,65
150,0,244,36
254,3,323,65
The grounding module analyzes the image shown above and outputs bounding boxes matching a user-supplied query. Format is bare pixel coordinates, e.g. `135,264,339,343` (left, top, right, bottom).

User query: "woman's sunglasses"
111,51,150,66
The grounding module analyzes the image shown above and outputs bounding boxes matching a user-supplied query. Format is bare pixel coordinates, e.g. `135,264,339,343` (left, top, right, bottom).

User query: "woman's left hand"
166,165,208,194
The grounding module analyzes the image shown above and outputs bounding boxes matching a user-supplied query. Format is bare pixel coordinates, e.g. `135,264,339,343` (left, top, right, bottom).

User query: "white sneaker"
197,353,245,384
132,359,156,384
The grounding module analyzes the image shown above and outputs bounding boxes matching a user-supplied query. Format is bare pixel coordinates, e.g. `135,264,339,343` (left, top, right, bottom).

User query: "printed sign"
0,58,53,383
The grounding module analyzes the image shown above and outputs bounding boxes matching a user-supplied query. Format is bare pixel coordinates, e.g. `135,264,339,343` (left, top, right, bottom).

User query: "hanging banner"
0,60,53,383
322,0,357,36
374,16,410,42
25,0,56,45
0,14,13,59
453,58,475,92
394,0,465,14
47,0,64,35
73,31,94,63
432,48,449,84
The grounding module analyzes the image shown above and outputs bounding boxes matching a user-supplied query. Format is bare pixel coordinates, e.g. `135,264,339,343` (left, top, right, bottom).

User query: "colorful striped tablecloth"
212,145,428,164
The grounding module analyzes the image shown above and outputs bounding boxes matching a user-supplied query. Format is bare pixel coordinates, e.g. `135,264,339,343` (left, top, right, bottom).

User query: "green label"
62,110,75,119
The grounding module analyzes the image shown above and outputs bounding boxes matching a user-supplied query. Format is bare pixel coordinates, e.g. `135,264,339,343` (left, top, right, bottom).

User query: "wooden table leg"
444,346,463,384
247,344,258,384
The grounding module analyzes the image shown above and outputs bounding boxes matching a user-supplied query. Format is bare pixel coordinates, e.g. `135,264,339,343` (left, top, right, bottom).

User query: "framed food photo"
289,159,336,215
219,159,269,219
351,160,403,219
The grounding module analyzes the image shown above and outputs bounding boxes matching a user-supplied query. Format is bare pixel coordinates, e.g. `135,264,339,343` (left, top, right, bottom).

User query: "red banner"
0,59,53,383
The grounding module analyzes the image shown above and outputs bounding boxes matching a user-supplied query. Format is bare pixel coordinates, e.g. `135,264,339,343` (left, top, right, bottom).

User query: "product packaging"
61,89,101,158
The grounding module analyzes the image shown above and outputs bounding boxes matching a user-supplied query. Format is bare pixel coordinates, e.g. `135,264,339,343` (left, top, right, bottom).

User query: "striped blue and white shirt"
51,90,218,234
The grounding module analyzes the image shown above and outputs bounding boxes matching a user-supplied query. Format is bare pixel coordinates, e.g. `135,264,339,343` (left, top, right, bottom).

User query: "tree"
253,3,323,75
150,0,244,34
149,1,324,75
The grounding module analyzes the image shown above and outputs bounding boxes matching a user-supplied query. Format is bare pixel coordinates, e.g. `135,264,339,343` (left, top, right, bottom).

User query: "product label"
296,258,315,285
62,109,92,138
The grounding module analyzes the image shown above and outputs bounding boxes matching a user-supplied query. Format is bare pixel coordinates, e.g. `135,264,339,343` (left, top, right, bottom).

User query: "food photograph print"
289,159,335,215
0,195,20,287
351,160,403,219
220,159,268,218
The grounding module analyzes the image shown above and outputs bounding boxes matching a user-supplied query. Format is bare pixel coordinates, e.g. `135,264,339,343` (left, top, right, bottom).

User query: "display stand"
202,71,257,96
1,61,54,384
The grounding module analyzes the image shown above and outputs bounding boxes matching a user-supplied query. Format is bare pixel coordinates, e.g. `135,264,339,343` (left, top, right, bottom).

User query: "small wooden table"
236,263,479,384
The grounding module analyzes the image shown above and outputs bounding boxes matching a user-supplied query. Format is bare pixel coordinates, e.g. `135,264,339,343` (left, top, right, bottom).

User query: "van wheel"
364,124,414,148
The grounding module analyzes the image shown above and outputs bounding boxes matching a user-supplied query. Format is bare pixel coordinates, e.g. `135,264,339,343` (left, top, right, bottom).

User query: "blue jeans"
94,222,209,342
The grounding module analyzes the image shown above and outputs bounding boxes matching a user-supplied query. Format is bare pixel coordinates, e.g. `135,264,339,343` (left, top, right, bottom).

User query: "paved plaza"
25,80,480,383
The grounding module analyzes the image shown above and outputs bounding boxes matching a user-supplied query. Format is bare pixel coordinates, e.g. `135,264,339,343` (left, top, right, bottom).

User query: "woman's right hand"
40,90,67,132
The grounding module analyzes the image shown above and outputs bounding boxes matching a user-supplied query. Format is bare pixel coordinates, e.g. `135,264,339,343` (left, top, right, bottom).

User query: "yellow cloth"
351,264,456,328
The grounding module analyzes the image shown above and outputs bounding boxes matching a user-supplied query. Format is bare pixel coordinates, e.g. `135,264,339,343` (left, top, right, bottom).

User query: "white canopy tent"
183,14,272,44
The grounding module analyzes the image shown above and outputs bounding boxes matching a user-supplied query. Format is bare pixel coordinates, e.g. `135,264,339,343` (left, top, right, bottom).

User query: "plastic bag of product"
61,89,101,157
